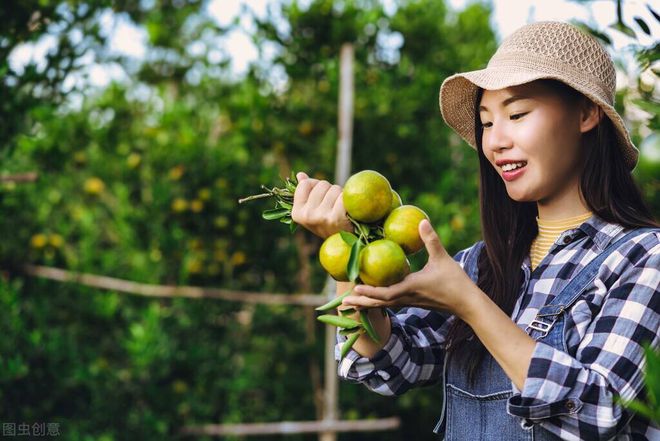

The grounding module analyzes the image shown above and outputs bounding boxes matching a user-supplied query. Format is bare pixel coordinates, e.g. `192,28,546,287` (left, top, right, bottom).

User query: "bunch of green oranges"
239,170,429,358
319,170,429,287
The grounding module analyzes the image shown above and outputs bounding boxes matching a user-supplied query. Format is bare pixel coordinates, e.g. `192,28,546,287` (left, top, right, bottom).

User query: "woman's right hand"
291,172,353,239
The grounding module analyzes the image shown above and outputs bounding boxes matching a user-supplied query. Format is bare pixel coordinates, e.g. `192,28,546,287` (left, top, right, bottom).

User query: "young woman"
291,21,659,440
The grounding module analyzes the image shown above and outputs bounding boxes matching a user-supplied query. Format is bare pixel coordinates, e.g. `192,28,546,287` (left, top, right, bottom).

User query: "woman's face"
478,81,596,207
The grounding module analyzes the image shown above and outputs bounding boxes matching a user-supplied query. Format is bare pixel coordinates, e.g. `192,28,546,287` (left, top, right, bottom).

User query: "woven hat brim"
439,66,639,170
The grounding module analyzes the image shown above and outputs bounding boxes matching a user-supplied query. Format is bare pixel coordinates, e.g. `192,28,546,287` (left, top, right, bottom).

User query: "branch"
180,417,401,436
20,264,325,306
0,172,38,183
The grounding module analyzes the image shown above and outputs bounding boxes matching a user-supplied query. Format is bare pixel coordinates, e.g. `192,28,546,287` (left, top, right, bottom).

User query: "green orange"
359,239,410,287
389,190,403,213
343,170,393,223
383,205,430,254
319,232,355,281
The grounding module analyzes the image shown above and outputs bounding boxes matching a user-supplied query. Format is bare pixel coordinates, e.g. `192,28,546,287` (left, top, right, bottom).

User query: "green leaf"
339,308,356,316
586,28,612,45
317,314,360,328
340,231,357,246
277,200,293,210
347,240,364,282
634,17,651,35
338,326,362,336
617,397,655,421
631,99,660,115
285,179,297,193
360,309,380,343
340,331,361,359
289,221,298,233
609,21,636,38
279,217,292,224
643,345,660,407
262,208,290,220
315,289,351,311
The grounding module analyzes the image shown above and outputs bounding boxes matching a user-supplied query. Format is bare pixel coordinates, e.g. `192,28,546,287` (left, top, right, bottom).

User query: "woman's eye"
480,113,526,127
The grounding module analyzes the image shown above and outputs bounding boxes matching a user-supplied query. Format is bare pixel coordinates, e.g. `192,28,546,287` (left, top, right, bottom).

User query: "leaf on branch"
347,240,364,282
634,17,651,35
609,20,636,39
289,221,298,233
340,231,357,246
277,200,293,210
262,208,290,220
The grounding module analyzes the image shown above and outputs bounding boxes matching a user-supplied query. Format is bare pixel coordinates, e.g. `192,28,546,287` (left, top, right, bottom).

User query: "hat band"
487,51,614,106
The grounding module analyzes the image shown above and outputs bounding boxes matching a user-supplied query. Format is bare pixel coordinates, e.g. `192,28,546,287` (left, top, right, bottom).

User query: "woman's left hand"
342,219,478,318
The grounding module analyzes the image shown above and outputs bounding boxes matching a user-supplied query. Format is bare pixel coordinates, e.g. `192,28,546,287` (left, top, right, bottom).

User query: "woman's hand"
291,172,353,239
342,219,478,318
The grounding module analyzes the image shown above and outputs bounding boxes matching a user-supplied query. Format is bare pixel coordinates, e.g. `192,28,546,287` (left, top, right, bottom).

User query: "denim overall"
432,228,654,440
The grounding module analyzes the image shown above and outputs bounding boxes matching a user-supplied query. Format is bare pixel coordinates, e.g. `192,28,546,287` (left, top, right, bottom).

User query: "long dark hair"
447,79,658,382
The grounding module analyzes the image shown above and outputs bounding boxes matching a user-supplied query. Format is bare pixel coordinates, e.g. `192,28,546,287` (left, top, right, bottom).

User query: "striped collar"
521,214,625,273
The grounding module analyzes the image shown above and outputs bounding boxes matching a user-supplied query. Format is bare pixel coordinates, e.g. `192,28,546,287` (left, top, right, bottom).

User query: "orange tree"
1,2,495,438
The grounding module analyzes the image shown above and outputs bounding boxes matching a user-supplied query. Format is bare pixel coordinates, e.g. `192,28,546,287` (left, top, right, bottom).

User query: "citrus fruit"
319,232,355,281
389,190,402,213
383,205,430,254
359,239,410,287
343,170,393,223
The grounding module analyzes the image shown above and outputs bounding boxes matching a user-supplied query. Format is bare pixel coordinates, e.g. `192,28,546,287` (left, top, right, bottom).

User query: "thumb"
296,171,309,181
419,219,446,260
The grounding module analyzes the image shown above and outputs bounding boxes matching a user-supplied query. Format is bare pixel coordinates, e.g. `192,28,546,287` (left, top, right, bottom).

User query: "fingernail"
420,219,432,233
353,285,363,293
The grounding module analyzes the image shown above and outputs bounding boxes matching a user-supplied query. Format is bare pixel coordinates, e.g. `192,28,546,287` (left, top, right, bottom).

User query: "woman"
291,21,659,440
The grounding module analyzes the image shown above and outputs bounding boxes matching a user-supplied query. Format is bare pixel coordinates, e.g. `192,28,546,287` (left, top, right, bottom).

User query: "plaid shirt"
336,215,660,440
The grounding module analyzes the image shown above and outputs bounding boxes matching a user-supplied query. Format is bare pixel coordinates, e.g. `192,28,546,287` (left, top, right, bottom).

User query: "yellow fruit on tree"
384,205,430,255
359,239,410,287
319,232,355,281
84,177,105,195
343,170,393,223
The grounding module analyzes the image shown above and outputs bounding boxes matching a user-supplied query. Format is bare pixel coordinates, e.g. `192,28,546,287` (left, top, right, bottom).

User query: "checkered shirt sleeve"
334,246,472,396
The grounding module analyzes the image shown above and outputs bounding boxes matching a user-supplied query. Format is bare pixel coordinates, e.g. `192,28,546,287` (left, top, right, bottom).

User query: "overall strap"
526,227,655,338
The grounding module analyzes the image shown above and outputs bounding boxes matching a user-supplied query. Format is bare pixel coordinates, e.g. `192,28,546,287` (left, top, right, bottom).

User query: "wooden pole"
180,417,400,436
0,172,38,183
321,42,355,441
19,264,324,306
334,43,355,187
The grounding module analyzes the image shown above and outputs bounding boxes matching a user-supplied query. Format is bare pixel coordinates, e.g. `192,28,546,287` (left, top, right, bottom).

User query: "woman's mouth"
501,161,527,182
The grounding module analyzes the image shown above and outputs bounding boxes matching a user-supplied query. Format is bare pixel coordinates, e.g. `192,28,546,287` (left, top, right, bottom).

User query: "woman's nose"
483,120,513,153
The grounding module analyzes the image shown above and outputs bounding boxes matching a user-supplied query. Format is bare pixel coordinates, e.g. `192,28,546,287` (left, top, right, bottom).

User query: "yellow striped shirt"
530,211,593,270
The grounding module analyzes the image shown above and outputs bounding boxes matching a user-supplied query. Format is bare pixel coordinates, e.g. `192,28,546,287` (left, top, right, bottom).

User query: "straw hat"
439,21,639,170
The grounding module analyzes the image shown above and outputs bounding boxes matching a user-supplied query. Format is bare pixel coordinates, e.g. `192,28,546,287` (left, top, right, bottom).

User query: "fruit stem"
238,193,274,204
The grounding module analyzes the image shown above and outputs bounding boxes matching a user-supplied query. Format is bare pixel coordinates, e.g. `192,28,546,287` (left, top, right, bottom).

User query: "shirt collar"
574,214,625,252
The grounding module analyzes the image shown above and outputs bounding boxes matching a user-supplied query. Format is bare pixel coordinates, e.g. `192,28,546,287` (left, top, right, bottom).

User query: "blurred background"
0,0,657,440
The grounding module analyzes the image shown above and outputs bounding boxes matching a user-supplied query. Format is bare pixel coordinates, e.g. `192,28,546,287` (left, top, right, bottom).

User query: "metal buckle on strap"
526,304,567,338
525,316,558,338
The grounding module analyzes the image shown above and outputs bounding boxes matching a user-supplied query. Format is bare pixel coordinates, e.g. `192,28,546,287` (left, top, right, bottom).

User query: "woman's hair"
447,79,658,382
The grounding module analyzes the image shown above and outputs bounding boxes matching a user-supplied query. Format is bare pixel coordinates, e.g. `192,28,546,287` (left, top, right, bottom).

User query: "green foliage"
571,0,660,214
616,345,660,423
